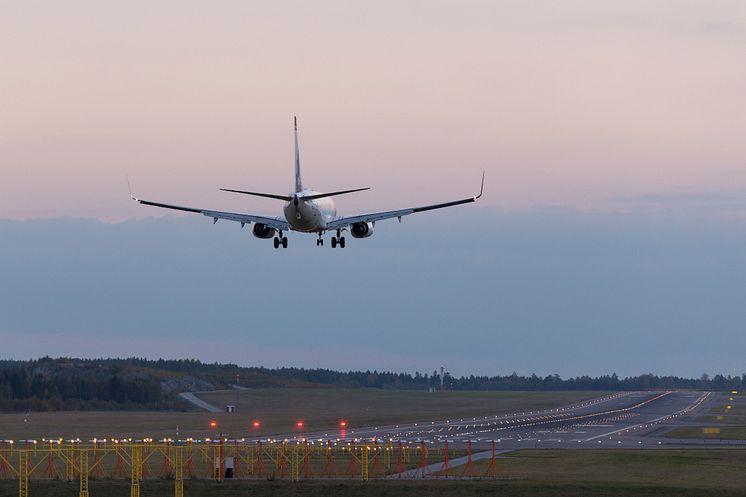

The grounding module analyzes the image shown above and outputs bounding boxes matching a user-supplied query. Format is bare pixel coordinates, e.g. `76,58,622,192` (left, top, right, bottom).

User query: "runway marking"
584,392,710,442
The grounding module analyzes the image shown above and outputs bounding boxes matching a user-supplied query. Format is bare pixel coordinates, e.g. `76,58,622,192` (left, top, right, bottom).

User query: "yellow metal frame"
0,440,463,496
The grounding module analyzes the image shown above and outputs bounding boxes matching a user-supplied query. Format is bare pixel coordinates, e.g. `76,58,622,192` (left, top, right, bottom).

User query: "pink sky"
1,0,744,220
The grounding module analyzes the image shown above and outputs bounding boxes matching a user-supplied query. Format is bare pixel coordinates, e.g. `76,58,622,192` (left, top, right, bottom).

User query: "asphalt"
252,390,743,449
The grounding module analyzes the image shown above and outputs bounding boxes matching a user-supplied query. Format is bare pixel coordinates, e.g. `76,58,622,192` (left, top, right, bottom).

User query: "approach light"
339,420,347,428
296,420,304,429
252,420,261,429
209,421,217,428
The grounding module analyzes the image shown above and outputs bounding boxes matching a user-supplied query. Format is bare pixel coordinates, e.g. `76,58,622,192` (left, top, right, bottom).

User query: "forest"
0,357,741,411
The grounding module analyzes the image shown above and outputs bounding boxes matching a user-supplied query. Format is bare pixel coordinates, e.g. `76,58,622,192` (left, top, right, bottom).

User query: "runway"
258,390,738,449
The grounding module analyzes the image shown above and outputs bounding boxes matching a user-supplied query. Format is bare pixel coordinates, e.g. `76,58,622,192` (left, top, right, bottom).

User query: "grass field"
665,426,746,440
196,389,608,434
464,449,746,490
697,415,746,424
668,392,746,439
5,449,746,497
0,390,605,440
707,393,746,416
4,480,746,497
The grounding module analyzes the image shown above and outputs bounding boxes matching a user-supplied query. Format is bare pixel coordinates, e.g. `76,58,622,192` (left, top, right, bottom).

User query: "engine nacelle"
350,222,374,239
252,223,276,239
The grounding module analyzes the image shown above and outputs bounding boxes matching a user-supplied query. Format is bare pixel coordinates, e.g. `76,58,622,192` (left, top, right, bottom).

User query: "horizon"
2,355,742,382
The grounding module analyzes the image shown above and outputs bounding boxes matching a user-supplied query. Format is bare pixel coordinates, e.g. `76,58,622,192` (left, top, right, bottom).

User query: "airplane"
131,117,484,249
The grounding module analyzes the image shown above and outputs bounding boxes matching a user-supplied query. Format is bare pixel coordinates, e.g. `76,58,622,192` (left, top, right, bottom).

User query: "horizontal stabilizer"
300,187,370,201
220,187,370,202
220,189,293,201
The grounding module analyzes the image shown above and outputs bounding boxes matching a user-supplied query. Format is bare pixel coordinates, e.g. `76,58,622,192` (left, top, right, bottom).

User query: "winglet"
475,171,485,200
126,175,138,201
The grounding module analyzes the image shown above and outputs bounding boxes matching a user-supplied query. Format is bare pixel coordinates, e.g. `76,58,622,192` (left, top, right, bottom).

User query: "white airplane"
131,117,484,249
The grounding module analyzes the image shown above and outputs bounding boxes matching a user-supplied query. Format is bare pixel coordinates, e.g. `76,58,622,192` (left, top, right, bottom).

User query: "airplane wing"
326,173,484,231
131,196,291,231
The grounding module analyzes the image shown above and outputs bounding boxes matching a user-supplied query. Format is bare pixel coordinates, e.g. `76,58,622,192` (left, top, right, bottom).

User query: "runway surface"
255,390,739,449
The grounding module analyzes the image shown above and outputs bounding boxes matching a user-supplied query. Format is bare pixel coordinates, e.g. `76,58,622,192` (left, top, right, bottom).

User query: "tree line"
0,357,742,411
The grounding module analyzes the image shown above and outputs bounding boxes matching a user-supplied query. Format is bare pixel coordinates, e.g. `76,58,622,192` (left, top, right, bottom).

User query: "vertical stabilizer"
294,116,303,193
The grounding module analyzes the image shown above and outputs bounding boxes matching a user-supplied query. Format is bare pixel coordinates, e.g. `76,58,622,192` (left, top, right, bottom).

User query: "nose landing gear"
316,233,324,246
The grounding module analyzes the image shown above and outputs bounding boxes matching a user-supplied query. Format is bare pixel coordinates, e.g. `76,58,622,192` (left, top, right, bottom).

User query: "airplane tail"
294,116,302,193
219,117,370,202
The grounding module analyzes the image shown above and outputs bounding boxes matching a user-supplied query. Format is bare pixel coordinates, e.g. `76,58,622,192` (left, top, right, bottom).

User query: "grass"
196,389,607,434
697,415,746,424
668,392,746,439
5,479,746,497
665,426,746,440
467,449,746,490
4,448,746,496
707,393,746,416
0,390,605,440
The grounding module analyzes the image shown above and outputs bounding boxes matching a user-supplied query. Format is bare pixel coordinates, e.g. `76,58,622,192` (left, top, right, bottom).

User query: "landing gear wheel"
339,237,346,248
281,237,288,248
273,237,280,249
331,237,337,248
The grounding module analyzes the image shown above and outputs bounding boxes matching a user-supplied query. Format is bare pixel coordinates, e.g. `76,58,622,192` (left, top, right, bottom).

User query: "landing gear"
274,232,288,249
331,230,346,249
316,234,324,246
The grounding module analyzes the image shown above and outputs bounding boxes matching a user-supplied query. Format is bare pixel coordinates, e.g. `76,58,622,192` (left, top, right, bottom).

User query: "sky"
1,1,745,378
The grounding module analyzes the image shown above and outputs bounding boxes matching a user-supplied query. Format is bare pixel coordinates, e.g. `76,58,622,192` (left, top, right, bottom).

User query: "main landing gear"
274,231,288,249
331,230,346,249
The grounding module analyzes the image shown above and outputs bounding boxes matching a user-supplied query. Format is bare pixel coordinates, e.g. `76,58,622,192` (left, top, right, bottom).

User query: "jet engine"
350,222,374,238
252,223,276,239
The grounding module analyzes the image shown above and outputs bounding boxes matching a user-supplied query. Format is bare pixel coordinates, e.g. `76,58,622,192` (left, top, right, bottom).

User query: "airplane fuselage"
282,189,337,232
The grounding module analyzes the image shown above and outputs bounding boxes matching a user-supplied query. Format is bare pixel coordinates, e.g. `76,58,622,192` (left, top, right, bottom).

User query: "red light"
296,420,304,429
339,420,347,428
209,421,217,428
252,420,261,429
